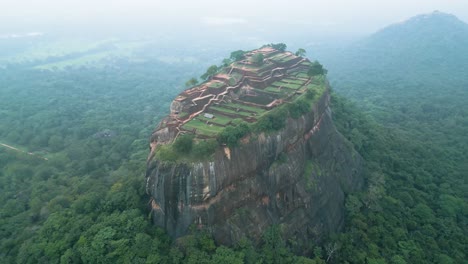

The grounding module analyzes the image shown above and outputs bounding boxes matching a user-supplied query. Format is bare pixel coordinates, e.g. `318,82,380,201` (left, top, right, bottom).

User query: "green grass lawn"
282,78,305,85
279,55,297,63
208,81,225,89
249,88,283,99
233,62,257,69
265,86,283,93
182,119,224,136
225,103,266,114
272,81,302,90
257,63,273,71
295,72,309,78
210,106,252,117
266,86,297,95
269,53,290,62
230,72,243,83
197,113,232,125
310,75,326,85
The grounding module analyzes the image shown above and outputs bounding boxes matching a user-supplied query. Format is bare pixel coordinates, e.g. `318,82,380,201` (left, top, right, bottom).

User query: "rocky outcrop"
145,89,363,246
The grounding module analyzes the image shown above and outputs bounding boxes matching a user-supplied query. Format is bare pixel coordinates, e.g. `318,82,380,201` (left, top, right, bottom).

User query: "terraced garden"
154,47,328,146
207,81,225,89
182,119,224,137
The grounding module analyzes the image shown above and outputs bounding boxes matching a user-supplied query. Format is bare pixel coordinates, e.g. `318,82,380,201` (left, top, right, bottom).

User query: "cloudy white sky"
1,0,467,35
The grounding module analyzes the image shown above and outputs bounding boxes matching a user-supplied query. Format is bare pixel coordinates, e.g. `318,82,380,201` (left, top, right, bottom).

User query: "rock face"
146,89,364,246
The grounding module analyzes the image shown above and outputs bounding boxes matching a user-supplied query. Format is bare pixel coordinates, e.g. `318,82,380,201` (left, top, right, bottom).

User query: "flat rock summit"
146,46,364,247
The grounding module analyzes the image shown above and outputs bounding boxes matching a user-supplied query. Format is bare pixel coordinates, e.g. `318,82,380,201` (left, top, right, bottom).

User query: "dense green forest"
331,94,467,263
320,12,468,263
1,12,467,263
0,59,190,262
0,57,327,263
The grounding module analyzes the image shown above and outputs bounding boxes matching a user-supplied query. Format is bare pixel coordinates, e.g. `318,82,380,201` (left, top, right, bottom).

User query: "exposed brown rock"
146,88,364,247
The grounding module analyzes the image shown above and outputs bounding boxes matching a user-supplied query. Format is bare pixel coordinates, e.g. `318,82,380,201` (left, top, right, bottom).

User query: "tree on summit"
269,43,287,52
185,77,199,87
251,53,264,66
307,61,327,76
222,58,232,67
230,50,246,61
173,134,194,153
295,48,306,57
201,65,219,80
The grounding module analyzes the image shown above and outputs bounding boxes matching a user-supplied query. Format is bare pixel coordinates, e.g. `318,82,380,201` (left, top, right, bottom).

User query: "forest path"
0,142,48,160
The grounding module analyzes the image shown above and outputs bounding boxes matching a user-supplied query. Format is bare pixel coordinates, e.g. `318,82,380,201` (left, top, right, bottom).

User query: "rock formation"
146,46,363,246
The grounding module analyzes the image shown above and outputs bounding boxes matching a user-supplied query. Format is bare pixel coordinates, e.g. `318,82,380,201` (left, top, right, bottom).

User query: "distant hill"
324,11,468,87
319,12,468,263
320,11,468,124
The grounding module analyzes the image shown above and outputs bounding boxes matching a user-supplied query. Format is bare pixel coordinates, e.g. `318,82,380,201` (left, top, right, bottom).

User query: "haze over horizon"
2,0,468,38
1,0,467,263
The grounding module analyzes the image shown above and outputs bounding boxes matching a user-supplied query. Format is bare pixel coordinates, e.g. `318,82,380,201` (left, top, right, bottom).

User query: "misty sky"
1,0,468,36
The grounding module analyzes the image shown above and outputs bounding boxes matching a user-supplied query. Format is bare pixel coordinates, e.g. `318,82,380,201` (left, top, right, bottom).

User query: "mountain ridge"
320,11,468,86
361,10,468,51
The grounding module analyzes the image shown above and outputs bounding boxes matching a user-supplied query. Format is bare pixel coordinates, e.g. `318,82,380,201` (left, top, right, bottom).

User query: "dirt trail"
0,142,48,160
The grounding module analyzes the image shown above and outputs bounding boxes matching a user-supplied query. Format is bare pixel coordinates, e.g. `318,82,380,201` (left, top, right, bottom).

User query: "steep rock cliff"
146,88,363,246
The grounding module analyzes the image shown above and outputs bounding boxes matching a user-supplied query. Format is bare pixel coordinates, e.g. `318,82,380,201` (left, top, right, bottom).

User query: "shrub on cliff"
288,99,310,119
192,139,218,158
218,121,251,147
173,134,194,153
230,50,246,61
201,65,219,80
306,88,316,99
156,146,178,162
185,77,199,87
308,61,327,76
254,107,288,132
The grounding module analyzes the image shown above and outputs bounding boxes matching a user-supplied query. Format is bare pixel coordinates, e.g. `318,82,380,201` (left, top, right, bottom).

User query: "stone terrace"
156,47,315,141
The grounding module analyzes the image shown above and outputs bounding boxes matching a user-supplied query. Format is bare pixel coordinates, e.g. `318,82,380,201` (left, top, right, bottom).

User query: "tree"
251,53,264,66
173,134,194,153
48,135,64,151
156,145,177,162
295,48,306,57
210,246,244,264
306,88,316,99
261,225,290,264
201,65,219,80
230,50,246,61
288,99,310,119
253,107,288,132
192,139,218,158
307,61,327,76
269,43,287,52
222,58,232,67
218,122,250,147
325,242,340,262
185,77,199,87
